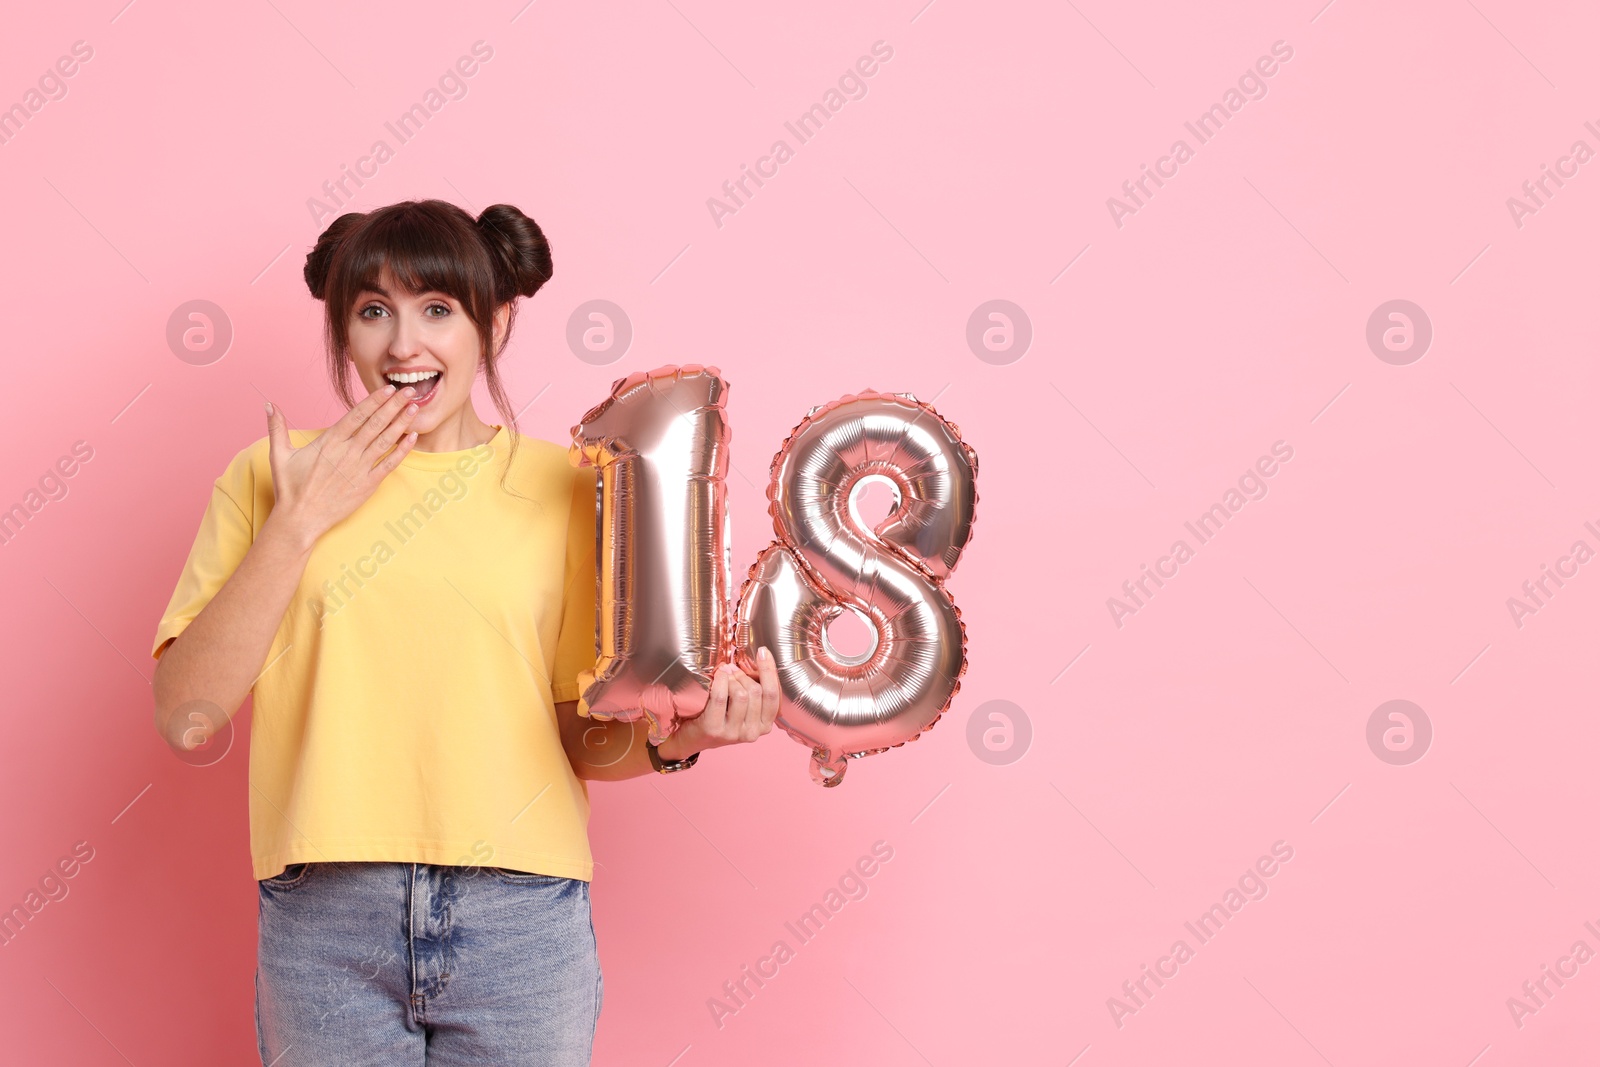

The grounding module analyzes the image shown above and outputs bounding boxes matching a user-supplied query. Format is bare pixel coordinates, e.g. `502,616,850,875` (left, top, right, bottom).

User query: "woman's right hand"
263,384,420,546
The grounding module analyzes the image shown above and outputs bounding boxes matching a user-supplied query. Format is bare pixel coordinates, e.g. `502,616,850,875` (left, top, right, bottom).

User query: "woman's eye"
356,302,447,319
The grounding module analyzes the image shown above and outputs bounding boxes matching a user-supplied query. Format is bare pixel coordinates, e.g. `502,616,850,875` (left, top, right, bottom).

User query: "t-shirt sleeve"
550,462,599,703
151,445,258,662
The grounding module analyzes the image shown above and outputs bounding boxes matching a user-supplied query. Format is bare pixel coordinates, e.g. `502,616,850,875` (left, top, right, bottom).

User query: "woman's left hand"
655,647,782,761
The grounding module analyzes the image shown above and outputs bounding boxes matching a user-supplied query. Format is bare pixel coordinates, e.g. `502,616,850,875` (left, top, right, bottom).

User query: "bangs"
328,204,495,326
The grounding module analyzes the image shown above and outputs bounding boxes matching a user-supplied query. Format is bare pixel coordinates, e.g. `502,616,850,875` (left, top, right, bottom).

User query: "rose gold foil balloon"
734,390,978,787
569,365,733,744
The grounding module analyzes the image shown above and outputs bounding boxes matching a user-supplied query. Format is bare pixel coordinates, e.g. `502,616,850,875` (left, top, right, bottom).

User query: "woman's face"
345,264,507,436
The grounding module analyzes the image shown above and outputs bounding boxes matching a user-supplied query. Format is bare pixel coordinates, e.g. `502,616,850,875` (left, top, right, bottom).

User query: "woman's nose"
388,311,426,357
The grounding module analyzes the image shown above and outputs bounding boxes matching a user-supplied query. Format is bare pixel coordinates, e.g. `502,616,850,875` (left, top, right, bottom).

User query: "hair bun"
303,212,366,301
476,204,553,301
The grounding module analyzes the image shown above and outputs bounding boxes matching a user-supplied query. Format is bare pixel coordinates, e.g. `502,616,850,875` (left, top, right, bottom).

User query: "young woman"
149,199,779,1065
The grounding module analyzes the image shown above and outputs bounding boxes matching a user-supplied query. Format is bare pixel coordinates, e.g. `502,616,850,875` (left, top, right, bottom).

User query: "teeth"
385,370,441,384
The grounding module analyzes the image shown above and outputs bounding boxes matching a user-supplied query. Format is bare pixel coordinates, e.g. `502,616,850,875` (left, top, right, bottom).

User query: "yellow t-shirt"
151,424,599,882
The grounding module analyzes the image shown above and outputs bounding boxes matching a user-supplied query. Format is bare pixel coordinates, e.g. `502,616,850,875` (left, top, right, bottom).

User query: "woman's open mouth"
385,369,442,406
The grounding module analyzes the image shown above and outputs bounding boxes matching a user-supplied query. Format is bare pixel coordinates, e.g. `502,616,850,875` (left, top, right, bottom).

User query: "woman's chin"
407,404,460,440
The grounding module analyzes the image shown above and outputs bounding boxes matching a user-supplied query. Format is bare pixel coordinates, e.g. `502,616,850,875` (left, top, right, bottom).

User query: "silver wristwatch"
646,739,699,774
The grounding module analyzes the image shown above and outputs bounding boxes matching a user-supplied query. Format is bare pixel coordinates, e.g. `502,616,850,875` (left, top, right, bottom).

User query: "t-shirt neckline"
399,424,507,470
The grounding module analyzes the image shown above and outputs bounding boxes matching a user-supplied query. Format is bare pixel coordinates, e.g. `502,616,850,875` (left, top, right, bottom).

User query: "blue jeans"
255,862,603,1065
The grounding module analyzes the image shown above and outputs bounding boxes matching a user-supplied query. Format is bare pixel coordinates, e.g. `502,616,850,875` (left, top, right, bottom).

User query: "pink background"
2,0,1596,1063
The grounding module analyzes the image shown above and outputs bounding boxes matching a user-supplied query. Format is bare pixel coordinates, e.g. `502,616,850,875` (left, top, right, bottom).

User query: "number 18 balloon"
569,368,978,786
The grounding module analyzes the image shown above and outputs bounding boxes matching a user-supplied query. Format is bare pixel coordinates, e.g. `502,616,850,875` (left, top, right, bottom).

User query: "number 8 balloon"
734,389,979,787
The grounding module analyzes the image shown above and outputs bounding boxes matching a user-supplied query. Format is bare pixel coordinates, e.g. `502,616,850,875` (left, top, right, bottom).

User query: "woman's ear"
492,301,511,350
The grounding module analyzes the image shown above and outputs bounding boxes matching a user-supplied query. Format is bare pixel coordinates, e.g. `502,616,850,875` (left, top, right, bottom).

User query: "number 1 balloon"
568,365,733,745
734,389,979,787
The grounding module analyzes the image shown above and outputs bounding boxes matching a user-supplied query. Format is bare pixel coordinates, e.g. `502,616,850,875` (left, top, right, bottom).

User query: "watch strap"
647,739,699,773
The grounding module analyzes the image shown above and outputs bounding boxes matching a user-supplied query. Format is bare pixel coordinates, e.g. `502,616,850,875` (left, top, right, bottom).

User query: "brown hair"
303,198,553,498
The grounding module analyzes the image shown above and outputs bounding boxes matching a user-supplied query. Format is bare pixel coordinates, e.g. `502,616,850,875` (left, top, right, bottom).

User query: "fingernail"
385,384,396,395
759,647,770,661
264,401,273,416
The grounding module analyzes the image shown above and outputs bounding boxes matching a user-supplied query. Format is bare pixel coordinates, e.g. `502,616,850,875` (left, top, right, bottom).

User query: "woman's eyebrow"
357,286,451,300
